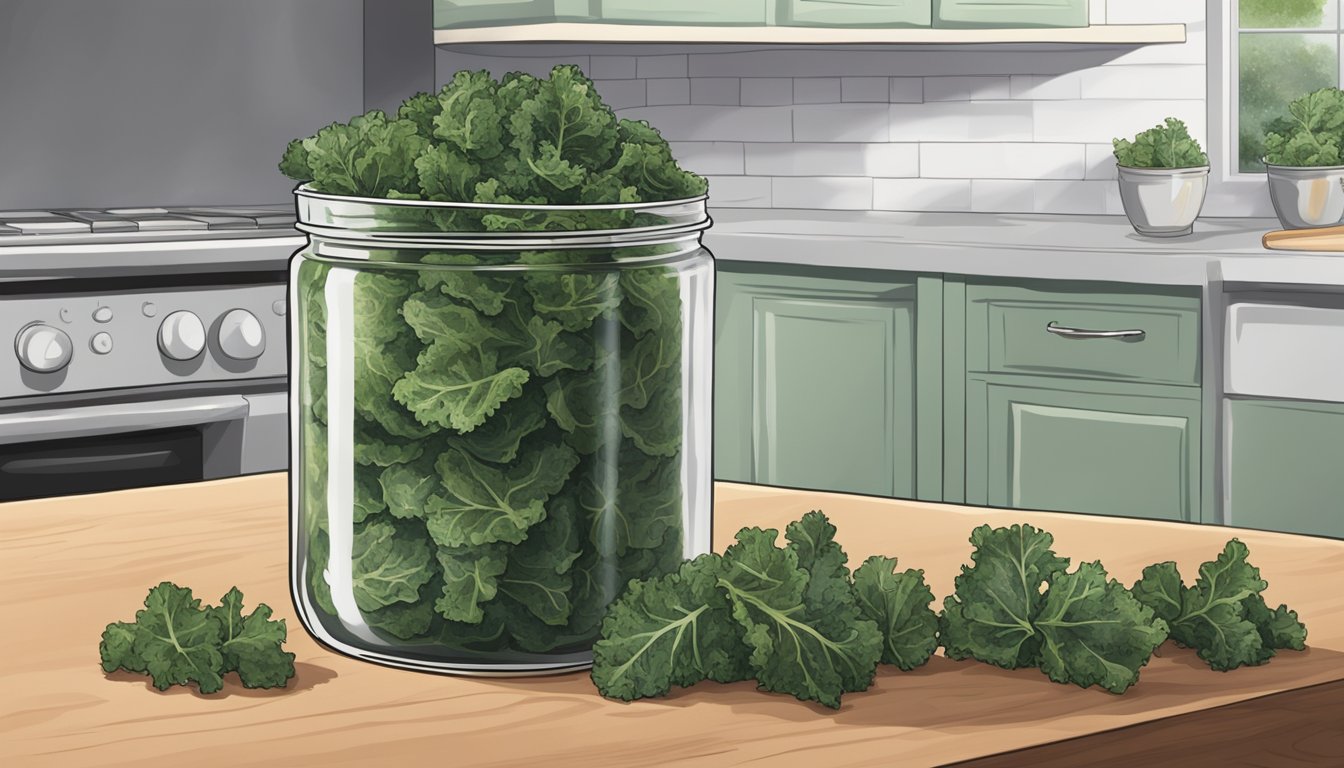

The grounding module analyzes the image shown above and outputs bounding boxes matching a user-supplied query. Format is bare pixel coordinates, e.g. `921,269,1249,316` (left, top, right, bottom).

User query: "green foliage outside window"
1240,0,1330,28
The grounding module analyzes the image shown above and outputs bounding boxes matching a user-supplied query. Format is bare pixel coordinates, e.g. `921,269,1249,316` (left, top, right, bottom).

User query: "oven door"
0,394,251,502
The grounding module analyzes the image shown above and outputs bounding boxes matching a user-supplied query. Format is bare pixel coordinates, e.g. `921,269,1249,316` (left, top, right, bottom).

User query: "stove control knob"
217,309,265,360
158,311,206,361
15,324,73,373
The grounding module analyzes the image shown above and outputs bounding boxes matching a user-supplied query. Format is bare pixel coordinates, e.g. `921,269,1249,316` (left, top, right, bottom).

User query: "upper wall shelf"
432,23,1187,46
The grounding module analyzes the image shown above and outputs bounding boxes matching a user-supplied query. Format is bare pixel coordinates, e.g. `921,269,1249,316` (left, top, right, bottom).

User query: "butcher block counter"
4,474,1343,767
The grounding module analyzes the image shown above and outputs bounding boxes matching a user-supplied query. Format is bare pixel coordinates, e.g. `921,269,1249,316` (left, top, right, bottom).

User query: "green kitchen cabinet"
433,0,592,28
715,265,942,499
780,0,932,28
965,376,1202,522
933,0,1087,29
1225,399,1344,539
601,0,768,25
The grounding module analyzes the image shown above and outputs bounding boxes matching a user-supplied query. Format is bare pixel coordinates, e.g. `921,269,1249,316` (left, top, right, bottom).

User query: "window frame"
1207,0,1343,217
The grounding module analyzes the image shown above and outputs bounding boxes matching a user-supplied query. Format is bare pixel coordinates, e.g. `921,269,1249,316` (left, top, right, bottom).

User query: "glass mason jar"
289,186,714,675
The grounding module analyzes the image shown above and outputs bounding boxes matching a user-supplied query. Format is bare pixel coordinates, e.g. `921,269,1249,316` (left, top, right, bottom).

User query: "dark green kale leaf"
434,542,508,623
101,582,225,693
351,519,436,612
425,441,579,547
940,524,1069,670
591,553,750,701
718,528,882,709
523,271,622,332
544,364,620,455
619,267,682,339
1033,562,1168,694
208,588,297,689
353,468,387,522
418,252,514,315
1130,561,1186,625
609,140,708,200
508,65,619,201
393,346,531,433
416,144,479,202
354,419,426,467
579,446,681,557
852,556,939,671
497,495,584,626
432,69,506,162
1243,593,1308,652
396,91,441,139
1112,117,1207,169
299,111,429,197
378,456,439,519
785,511,859,618
366,576,440,640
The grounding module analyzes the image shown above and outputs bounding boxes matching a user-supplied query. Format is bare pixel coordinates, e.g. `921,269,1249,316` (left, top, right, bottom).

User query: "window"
1235,0,1342,172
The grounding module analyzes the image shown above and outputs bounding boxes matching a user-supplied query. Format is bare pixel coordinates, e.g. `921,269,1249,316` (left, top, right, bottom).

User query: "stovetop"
0,205,305,279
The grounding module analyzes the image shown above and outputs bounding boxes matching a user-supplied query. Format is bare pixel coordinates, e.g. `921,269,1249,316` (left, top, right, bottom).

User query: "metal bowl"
1265,163,1344,229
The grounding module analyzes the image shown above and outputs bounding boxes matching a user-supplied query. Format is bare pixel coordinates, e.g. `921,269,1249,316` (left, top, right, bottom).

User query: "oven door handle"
0,395,250,445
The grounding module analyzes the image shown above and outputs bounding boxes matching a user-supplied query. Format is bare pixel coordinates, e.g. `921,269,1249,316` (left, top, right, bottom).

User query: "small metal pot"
1116,165,1209,238
1265,163,1344,229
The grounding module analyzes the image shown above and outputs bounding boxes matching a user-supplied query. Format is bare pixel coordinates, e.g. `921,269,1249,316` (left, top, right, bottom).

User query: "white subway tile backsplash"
704,175,772,207
921,143,1085,180
691,78,741,106
795,104,890,142
773,177,873,209
670,142,745,175
646,78,691,105
925,76,1012,102
972,180,1035,213
1085,143,1119,180
889,78,923,103
1034,100,1206,144
874,179,973,212
1080,65,1205,100
889,102,1033,142
637,54,689,79
1033,180,1111,215
590,55,637,80
842,77,890,103
794,78,842,104
443,0,1209,219
746,143,918,177
741,78,793,106
595,79,646,110
618,106,793,142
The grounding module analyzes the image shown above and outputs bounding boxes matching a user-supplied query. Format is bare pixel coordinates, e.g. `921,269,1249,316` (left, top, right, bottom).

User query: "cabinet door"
966,376,1201,521
434,1,590,28
1226,399,1344,539
716,268,927,498
601,0,767,25
933,0,1086,28
782,0,931,27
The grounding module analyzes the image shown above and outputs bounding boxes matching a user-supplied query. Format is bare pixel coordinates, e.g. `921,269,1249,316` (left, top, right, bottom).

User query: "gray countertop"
702,209,1344,287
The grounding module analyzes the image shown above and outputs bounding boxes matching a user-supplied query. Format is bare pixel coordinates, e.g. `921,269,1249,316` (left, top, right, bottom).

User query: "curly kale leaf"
785,511,859,620
940,524,1069,669
1133,540,1305,672
378,456,439,519
208,588,297,689
434,542,508,623
353,468,387,522
498,494,584,626
351,519,436,612
1033,562,1168,694
591,554,750,701
425,441,579,547
523,271,622,332
1112,117,1208,169
719,527,882,709
1264,87,1344,166
393,346,531,433
396,90,440,138
354,420,425,467
298,111,429,197
610,140,708,200
433,69,506,162
580,448,681,557
509,64,619,200
100,582,225,693
416,144,479,202
852,556,939,671
545,366,620,455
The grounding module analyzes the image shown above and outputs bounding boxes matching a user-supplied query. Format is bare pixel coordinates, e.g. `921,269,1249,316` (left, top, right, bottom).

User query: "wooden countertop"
4,475,1342,767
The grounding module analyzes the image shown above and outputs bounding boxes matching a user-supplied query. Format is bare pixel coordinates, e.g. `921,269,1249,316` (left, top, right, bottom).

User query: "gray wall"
0,0,366,210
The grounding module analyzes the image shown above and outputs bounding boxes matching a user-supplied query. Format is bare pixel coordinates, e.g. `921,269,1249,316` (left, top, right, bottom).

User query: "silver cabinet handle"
1045,322,1146,339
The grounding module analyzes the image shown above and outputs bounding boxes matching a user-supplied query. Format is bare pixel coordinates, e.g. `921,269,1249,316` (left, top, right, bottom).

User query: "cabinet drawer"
782,0,931,27
601,0,767,24
967,284,1201,385
434,1,590,27
1226,302,1344,402
934,0,1086,28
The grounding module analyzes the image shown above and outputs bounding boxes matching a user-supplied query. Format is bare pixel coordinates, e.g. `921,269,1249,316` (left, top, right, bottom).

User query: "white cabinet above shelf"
432,22,1186,46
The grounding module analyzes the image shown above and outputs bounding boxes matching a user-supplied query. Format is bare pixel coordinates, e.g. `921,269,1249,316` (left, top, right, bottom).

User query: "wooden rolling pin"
1263,225,1344,251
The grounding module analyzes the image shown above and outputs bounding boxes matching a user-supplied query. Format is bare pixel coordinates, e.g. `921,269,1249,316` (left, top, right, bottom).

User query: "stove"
0,205,305,502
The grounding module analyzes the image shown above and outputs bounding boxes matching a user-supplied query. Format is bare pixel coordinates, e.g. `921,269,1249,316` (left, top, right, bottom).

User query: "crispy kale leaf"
1263,87,1344,167
852,556,939,671
940,524,1069,669
1113,117,1208,169
351,519,436,612
434,542,508,623
591,554,750,701
101,583,294,694
719,527,882,709
1132,540,1307,672
1033,562,1168,694
425,442,579,547
208,587,297,689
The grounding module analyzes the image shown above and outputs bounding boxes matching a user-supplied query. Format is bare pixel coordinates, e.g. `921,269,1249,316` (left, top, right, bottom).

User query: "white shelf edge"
433,22,1186,46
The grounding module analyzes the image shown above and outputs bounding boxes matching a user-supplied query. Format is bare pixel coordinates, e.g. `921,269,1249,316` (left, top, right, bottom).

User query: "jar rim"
294,183,708,211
